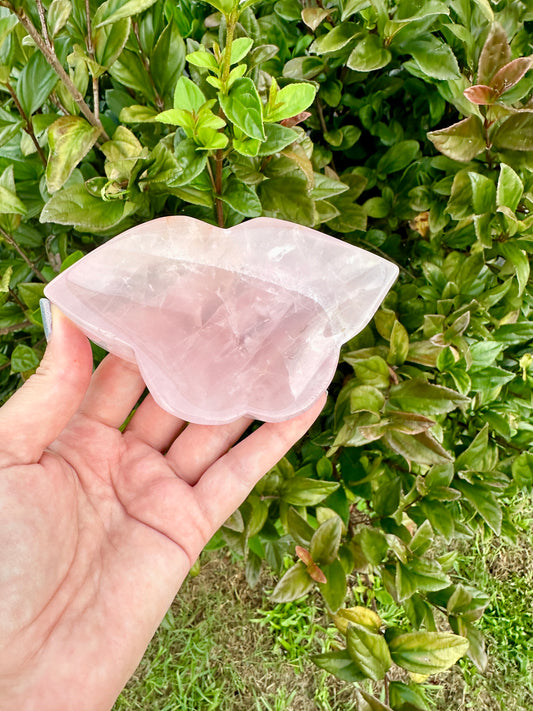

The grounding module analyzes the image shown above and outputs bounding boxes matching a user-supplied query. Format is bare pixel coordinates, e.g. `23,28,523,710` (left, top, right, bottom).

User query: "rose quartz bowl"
44,216,398,424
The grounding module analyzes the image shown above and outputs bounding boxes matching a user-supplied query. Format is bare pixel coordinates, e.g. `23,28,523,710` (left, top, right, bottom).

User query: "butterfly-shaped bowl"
44,216,398,424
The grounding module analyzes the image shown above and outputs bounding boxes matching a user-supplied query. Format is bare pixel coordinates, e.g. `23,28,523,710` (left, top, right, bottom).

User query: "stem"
36,0,51,48
215,149,224,228
384,675,390,706
5,81,47,166
0,321,31,336
221,8,239,88
84,0,100,122
1,2,109,140
8,286,26,311
316,98,337,172
0,227,47,283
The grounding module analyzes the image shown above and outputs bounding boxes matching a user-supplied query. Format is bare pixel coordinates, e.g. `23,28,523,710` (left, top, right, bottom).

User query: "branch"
84,0,100,122
2,2,109,141
5,81,47,166
36,0,52,48
0,226,47,283
0,320,31,336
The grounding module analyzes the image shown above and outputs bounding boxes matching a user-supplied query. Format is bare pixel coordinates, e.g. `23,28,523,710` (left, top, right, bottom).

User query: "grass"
114,495,533,711
113,553,360,711
434,493,533,711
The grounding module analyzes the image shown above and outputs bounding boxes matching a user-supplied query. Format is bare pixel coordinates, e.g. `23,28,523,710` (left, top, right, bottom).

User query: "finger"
125,393,186,452
166,416,253,485
0,306,93,467
194,394,327,531
78,353,146,428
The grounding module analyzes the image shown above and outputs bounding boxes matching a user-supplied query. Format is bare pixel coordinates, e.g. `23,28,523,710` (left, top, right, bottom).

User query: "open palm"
0,308,325,711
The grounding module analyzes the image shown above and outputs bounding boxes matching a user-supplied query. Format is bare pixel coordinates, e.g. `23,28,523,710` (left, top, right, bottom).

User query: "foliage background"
0,0,532,709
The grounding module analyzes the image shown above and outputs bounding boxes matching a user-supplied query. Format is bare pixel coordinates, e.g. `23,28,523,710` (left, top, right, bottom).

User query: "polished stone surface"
44,216,398,424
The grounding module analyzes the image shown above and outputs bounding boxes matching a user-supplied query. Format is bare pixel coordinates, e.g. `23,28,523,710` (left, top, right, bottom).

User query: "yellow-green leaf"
46,117,101,193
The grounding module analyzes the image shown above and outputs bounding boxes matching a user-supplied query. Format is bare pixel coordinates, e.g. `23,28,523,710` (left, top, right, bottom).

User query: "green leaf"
40,185,136,232
46,117,101,193
357,690,394,711
94,0,159,27
168,138,207,187
384,431,452,466
427,116,485,162
312,649,367,683
318,558,347,612
493,322,533,344
48,0,72,37
151,22,186,101
220,177,261,217
229,37,254,65
353,356,390,389
499,242,529,296
347,34,391,72
346,623,392,681
492,113,533,151
259,177,314,226
341,0,371,21
388,320,409,366
389,631,469,675
497,163,523,211
174,76,206,113
10,344,40,373
310,515,342,566
0,185,26,215
350,385,385,413
187,49,218,70
270,561,314,602
357,526,388,566
219,77,264,140
454,480,502,534
109,49,155,101
512,452,533,490
404,36,460,80
17,51,57,117
265,82,317,123
119,104,159,122
280,477,340,506
389,379,467,415
397,559,450,601
287,507,314,546
94,17,130,72
389,681,431,711
257,124,298,156
377,140,420,175
312,23,360,54
455,424,497,472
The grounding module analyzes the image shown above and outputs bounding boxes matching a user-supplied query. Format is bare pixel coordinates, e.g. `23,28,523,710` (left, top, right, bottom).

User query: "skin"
0,307,325,711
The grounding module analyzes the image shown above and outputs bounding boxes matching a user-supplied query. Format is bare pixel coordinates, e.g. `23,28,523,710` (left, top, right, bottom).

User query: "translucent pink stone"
44,216,398,424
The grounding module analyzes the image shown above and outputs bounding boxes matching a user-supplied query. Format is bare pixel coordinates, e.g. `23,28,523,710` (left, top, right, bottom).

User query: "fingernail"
40,298,52,342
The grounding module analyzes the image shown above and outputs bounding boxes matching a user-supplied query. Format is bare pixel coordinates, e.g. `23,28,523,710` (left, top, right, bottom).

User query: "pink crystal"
44,216,398,424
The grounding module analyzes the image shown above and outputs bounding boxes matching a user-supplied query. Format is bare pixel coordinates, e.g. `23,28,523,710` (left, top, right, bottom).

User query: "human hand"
0,307,325,711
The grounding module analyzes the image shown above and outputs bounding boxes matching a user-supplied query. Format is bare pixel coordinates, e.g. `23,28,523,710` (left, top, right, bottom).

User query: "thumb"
0,303,93,467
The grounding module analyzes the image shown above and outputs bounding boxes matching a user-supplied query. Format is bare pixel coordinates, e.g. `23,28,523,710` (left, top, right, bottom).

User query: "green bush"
1,1,532,708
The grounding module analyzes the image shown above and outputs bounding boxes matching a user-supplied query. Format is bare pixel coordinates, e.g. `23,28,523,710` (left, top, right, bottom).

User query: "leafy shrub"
0,1,532,709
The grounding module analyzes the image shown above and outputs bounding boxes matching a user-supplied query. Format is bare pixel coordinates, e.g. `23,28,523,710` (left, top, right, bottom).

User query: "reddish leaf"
463,84,498,105
295,545,314,566
280,111,312,127
491,56,533,96
478,23,511,85
308,563,328,584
